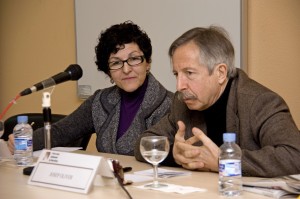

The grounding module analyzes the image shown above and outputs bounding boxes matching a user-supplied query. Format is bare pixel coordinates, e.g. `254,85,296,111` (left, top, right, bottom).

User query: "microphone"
20,64,83,96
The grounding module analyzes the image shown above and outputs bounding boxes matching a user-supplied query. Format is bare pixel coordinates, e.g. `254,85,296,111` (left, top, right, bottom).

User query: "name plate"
28,149,104,194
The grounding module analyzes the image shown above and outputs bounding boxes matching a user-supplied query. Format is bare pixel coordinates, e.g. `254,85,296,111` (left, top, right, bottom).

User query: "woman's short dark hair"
95,21,152,76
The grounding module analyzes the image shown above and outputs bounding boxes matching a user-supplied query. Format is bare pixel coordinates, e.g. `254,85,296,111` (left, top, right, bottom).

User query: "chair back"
2,113,91,150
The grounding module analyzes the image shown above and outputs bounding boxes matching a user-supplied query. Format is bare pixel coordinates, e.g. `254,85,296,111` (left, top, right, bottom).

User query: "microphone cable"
0,93,21,120
0,87,55,121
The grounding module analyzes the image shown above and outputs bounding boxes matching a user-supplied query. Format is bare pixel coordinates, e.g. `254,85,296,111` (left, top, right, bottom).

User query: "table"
0,151,270,199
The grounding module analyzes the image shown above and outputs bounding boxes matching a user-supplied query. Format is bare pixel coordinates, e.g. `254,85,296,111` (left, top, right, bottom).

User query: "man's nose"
176,75,187,91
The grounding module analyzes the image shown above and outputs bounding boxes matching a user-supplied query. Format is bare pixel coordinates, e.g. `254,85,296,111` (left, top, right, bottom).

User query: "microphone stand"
42,92,52,149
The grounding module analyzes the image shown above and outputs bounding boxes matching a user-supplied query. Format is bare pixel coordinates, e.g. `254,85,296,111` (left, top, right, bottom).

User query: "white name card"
28,149,105,194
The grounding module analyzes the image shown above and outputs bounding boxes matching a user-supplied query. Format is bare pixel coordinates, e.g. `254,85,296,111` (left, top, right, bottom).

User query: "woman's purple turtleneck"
117,76,148,140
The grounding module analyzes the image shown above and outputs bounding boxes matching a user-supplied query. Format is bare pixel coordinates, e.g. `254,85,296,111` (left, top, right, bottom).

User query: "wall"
75,0,244,97
0,0,299,152
248,0,300,127
0,0,82,119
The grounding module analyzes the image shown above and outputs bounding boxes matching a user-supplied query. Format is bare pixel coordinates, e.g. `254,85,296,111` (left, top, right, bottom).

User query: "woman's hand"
8,134,15,154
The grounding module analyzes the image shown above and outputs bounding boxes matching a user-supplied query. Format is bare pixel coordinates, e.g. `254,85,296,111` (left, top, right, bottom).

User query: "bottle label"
15,138,32,151
219,159,241,177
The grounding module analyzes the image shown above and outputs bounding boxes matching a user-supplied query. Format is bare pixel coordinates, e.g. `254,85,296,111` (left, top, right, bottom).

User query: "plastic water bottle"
219,132,242,196
13,115,33,166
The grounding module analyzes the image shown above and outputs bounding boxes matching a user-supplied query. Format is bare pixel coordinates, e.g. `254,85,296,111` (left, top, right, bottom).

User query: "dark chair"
1,113,91,150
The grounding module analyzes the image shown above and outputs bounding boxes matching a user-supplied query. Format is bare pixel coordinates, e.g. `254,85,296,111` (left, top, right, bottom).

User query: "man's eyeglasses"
109,56,144,70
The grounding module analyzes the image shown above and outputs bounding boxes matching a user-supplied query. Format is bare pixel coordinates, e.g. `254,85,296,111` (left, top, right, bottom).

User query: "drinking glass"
140,136,170,188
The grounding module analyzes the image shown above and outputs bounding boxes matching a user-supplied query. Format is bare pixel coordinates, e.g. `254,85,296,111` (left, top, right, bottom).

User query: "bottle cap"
17,115,28,124
223,132,236,142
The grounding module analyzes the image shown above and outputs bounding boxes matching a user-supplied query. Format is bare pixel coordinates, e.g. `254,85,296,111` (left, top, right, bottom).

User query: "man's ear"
215,63,227,84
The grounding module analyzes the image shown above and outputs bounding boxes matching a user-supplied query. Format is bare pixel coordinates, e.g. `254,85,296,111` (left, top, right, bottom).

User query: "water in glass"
140,136,169,188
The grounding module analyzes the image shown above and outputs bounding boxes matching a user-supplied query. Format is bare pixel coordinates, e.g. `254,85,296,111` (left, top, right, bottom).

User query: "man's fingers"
182,161,205,170
175,121,186,142
176,143,201,159
192,127,212,145
176,140,198,151
176,121,201,145
185,136,200,145
175,150,198,165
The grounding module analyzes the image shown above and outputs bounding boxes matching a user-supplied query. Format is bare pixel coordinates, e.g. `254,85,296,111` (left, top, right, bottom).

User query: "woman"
8,21,173,155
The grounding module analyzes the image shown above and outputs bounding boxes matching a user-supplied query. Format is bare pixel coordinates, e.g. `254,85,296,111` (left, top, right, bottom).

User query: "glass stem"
153,164,158,187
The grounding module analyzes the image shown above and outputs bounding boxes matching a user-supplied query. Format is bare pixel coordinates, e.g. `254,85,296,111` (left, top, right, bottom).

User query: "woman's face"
108,43,150,92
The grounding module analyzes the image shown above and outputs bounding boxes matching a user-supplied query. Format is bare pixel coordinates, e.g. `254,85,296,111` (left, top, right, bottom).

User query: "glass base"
144,183,168,188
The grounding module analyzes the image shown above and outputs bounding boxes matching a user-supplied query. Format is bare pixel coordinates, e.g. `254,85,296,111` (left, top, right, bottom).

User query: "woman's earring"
110,78,114,84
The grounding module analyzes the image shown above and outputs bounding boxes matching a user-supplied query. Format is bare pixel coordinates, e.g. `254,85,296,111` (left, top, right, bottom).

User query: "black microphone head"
64,64,83,80
20,88,32,96
20,64,83,96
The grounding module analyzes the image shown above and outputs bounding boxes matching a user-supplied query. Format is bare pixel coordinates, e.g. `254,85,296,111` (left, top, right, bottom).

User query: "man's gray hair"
169,26,236,78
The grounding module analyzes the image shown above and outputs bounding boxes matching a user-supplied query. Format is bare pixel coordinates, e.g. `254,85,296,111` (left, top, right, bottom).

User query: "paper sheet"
135,183,207,194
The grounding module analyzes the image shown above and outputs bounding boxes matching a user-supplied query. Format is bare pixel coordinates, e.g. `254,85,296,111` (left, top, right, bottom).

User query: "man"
135,26,300,177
